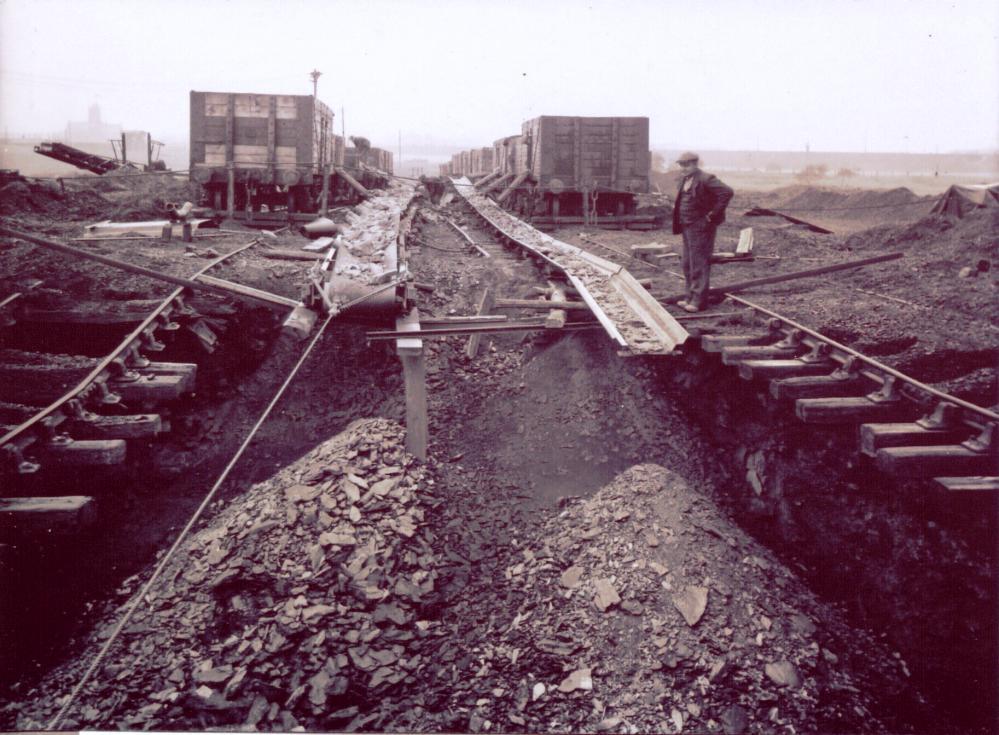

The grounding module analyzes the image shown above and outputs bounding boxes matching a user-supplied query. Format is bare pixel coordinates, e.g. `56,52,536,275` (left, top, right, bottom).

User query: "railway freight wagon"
190,91,346,218
513,115,651,221
469,147,494,177
343,146,393,174
371,147,394,174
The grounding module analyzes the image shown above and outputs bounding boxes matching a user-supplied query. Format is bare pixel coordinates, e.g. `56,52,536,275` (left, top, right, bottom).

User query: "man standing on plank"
671,151,734,312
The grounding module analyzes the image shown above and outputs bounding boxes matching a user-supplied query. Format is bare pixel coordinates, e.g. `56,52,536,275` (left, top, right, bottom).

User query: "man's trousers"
680,221,717,309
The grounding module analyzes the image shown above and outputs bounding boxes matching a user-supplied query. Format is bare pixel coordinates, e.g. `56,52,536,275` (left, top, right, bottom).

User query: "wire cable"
46,307,337,729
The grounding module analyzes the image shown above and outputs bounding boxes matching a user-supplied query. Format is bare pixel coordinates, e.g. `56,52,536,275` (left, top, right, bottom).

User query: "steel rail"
0,239,262,451
0,226,291,309
726,293,999,424
47,304,340,730
451,181,624,346
367,321,601,340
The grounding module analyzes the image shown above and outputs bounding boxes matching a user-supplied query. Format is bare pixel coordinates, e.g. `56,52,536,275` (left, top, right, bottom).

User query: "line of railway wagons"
440,115,659,227
189,91,393,220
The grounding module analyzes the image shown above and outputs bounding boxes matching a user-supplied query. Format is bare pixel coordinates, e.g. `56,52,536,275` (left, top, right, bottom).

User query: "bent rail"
451,178,688,354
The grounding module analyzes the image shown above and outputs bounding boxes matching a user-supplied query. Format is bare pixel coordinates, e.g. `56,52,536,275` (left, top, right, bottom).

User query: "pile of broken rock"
452,464,921,734
9,435,927,733
11,418,436,732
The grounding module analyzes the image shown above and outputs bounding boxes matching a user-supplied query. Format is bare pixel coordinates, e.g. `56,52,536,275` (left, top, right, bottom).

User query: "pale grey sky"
1,0,996,153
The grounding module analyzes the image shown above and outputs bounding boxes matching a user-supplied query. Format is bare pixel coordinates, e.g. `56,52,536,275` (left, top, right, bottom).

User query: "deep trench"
0,307,404,701
645,348,997,731
2,213,994,732
406,212,997,730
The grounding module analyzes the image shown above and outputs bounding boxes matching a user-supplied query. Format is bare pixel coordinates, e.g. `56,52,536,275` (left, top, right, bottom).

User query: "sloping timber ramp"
452,178,688,354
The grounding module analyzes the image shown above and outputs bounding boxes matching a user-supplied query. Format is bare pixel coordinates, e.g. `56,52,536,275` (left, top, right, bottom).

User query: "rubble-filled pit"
1,179,996,733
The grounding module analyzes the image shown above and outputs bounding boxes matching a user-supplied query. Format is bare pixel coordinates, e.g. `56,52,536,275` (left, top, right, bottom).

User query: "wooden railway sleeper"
768,366,868,400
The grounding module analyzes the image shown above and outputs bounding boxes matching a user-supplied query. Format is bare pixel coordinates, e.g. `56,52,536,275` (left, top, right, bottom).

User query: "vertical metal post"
226,166,235,219
395,309,427,460
320,163,330,216
226,93,236,219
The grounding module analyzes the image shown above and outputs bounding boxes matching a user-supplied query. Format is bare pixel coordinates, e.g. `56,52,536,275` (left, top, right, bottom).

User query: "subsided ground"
0,174,996,732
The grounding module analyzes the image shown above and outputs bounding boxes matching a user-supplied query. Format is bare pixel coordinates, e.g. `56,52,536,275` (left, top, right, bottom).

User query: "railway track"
699,295,998,491
450,177,688,354
449,178,998,492
0,238,267,532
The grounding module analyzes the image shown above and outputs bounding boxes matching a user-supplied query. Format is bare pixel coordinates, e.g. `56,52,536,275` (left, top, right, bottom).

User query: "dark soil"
558,202,998,407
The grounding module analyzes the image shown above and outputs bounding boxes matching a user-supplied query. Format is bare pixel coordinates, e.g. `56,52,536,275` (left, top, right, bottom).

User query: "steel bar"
422,315,508,325
659,252,905,303
445,218,491,258
0,226,290,309
494,298,592,312
935,477,999,492
0,292,23,310
367,321,601,340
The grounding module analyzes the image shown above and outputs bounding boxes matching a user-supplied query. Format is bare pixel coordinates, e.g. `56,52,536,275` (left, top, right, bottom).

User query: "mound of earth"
94,172,201,221
761,185,927,215
0,179,110,219
424,463,928,734
0,172,199,222
5,418,432,731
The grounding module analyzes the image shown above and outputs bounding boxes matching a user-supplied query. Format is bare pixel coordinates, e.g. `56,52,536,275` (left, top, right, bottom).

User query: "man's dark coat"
671,169,735,234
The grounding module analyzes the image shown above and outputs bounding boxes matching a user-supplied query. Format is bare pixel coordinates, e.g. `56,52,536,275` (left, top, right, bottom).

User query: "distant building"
65,103,121,144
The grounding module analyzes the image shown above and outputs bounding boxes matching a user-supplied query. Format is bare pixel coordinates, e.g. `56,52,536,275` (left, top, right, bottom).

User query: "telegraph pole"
310,69,322,98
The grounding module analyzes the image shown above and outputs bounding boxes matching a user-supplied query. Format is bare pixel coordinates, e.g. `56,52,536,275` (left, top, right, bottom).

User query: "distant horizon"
2,131,996,159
